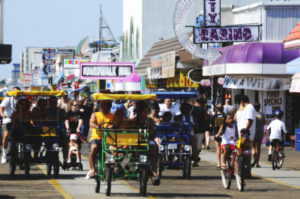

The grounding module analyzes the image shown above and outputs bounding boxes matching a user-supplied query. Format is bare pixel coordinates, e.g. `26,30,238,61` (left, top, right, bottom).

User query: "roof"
204,42,300,66
233,1,300,13
137,37,183,70
6,91,66,97
284,21,300,42
92,93,157,100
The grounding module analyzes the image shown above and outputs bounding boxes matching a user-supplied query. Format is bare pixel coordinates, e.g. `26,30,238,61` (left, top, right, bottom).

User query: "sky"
1,0,123,81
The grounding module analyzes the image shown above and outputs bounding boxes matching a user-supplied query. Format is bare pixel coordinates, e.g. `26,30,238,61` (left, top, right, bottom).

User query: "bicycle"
221,131,250,192
271,139,285,170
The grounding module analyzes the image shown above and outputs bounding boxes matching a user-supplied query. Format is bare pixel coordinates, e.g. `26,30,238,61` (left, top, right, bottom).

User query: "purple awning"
204,42,300,66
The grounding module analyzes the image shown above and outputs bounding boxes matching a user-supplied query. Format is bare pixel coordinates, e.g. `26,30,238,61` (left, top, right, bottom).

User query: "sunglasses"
73,104,79,107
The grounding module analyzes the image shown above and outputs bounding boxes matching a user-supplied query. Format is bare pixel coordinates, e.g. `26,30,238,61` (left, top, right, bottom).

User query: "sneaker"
1,154,7,164
76,159,80,163
67,159,71,164
85,170,95,179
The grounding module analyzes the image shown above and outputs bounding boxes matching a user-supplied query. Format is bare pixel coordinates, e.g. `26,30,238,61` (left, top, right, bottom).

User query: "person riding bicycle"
266,110,287,161
216,114,238,169
86,100,114,179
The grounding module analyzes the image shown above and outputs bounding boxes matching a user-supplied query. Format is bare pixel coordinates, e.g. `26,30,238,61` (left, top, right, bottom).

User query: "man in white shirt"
238,95,256,178
159,98,181,122
239,95,256,141
0,86,21,164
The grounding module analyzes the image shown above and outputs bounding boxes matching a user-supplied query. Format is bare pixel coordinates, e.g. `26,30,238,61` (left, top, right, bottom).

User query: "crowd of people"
0,89,288,183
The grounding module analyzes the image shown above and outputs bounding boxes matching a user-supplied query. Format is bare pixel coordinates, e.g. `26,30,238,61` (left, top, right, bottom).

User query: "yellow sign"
31,87,41,91
167,72,199,88
146,79,158,89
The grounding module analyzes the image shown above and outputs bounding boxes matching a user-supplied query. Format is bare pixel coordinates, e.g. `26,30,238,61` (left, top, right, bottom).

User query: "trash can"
295,129,300,151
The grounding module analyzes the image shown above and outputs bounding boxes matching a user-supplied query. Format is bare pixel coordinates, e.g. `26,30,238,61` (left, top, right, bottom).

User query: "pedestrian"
238,95,256,177
80,98,93,141
210,103,225,168
251,102,265,168
0,86,20,164
65,100,84,135
214,89,224,107
223,99,233,115
191,98,205,167
203,103,212,149
57,95,71,113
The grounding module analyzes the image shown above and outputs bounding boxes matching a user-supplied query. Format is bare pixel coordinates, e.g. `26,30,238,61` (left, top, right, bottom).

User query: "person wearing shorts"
210,104,225,168
0,86,20,164
86,100,114,179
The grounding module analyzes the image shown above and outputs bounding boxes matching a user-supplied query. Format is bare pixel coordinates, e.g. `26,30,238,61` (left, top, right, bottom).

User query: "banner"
223,76,291,91
150,51,176,79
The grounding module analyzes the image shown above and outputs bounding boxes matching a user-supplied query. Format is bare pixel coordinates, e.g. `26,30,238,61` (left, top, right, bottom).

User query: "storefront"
137,37,202,91
203,42,300,125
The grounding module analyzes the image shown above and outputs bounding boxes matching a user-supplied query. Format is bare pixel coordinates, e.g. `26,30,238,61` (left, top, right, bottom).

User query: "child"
267,110,287,161
67,134,80,163
216,114,238,169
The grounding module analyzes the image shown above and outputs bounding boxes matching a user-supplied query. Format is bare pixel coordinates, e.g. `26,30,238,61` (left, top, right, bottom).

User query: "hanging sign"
194,25,259,43
204,0,221,27
223,76,291,91
80,62,134,80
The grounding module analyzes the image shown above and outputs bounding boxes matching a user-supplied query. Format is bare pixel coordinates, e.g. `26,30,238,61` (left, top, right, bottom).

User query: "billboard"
80,62,134,80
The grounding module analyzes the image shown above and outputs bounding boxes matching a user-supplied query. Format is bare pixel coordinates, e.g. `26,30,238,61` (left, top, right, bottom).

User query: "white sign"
194,26,259,43
290,78,300,93
80,63,134,80
223,76,291,91
204,0,221,27
262,91,285,124
32,69,41,85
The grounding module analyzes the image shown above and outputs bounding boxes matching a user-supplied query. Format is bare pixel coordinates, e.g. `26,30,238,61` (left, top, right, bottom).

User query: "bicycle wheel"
235,156,244,191
272,148,276,170
183,156,191,179
276,151,284,169
221,159,231,189
139,166,148,196
105,166,112,196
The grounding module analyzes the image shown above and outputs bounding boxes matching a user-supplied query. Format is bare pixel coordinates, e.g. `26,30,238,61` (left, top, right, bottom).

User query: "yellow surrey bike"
6,91,66,178
93,93,156,197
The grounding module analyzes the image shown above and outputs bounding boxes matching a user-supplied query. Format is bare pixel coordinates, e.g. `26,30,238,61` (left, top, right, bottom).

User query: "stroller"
65,133,83,171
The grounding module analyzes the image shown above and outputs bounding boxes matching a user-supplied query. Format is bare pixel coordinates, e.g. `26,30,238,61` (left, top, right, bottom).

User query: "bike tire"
140,166,148,196
95,176,101,193
221,168,231,189
277,151,284,169
105,166,112,196
183,156,191,179
272,148,276,170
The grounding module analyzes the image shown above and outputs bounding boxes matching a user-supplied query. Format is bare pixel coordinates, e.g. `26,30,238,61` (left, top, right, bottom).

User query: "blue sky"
1,0,122,80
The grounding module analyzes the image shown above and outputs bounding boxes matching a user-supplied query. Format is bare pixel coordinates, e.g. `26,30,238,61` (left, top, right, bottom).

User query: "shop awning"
284,21,300,49
290,73,300,93
286,57,300,74
203,42,300,76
